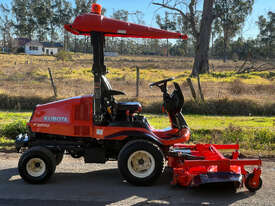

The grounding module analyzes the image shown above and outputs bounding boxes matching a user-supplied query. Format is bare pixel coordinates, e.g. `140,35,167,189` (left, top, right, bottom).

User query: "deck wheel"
245,173,262,192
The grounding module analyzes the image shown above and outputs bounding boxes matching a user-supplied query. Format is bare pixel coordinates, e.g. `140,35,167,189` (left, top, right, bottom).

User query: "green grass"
197,71,275,84
0,111,274,154
1,111,273,131
0,136,14,144
0,111,30,126
147,114,275,154
0,135,15,151
145,114,275,130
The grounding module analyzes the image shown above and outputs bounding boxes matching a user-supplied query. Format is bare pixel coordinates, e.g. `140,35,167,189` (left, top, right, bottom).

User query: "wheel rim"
127,150,155,178
26,158,46,177
248,177,260,189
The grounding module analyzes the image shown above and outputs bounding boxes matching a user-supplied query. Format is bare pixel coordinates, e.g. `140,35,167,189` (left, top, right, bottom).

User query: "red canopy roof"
64,13,188,40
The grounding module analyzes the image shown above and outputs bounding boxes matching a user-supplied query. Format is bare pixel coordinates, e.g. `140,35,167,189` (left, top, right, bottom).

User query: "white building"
24,41,43,55
25,41,63,55
42,42,63,55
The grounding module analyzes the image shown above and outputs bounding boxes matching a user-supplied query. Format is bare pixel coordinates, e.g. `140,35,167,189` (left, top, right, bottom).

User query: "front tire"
18,146,56,184
54,151,64,166
118,140,164,186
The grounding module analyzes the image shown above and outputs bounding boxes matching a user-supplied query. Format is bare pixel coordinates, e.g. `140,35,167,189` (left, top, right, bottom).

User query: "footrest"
168,148,204,160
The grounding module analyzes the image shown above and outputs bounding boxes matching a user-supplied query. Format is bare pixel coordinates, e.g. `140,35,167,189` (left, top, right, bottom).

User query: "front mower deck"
168,143,262,191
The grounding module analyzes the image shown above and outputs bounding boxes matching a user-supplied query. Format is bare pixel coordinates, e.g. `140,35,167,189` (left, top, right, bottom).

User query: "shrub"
232,53,239,62
251,129,275,150
191,129,215,143
55,50,72,61
254,84,275,95
0,94,56,111
192,127,275,151
229,79,247,95
0,120,27,139
0,136,14,145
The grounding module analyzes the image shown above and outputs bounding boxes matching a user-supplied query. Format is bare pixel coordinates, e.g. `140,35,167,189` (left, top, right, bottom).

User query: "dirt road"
0,152,274,206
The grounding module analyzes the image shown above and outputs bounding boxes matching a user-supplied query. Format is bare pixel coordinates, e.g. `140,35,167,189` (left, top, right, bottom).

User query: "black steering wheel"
149,77,175,88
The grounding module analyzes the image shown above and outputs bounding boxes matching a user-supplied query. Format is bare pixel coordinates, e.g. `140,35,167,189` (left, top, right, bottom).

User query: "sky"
1,0,274,39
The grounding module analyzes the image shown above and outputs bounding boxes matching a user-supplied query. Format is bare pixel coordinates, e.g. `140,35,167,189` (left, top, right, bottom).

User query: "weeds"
0,136,14,146
229,79,247,95
0,94,56,110
0,120,27,139
55,50,73,61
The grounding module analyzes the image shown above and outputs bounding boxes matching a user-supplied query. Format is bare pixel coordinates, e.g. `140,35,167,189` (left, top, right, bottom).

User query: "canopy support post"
91,31,106,125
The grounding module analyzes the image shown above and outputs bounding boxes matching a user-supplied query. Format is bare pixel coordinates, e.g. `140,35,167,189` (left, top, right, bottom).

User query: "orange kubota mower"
16,4,262,192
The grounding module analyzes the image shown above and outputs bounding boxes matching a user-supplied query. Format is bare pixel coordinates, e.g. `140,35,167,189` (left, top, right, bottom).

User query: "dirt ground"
0,152,274,206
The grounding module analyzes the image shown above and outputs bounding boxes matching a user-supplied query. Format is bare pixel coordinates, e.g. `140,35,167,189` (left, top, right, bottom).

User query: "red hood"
64,13,187,40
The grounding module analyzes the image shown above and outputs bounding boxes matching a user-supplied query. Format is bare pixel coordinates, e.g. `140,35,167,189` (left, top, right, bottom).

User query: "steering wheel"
149,77,175,88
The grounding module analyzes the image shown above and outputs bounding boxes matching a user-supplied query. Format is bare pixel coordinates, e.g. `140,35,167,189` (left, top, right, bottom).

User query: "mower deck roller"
168,144,262,191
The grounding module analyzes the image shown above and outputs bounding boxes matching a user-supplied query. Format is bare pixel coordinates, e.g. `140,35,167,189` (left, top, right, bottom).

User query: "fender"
104,130,163,146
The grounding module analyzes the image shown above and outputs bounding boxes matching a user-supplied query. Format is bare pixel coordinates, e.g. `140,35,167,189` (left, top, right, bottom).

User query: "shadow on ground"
0,165,255,206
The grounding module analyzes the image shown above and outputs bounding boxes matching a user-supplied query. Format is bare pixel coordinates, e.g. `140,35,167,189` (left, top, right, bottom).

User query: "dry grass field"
0,53,274,153
0,53,274,114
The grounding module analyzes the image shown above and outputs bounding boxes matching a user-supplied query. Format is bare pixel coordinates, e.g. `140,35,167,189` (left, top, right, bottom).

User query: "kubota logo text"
43,116,69,122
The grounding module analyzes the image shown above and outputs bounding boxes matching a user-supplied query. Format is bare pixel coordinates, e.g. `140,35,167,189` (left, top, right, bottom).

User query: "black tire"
245,173,262,192
18,146,56,184
70,153,82,159
118,140,164,186
55,151,64,166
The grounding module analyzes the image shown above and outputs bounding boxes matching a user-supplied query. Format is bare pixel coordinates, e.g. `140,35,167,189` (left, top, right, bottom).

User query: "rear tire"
118,140,164,186
18,146,56,184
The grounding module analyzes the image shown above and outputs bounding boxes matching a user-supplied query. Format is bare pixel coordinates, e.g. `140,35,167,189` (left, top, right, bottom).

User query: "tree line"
0,0,95,51
0,0,274,75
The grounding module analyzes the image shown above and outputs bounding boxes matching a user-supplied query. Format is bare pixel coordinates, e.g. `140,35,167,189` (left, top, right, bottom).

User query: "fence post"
197,75,204,102
48,68,57,98
186,78,197,102
136,66,140,97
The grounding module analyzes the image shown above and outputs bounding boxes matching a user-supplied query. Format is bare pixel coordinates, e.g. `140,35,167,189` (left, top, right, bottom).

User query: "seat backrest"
101,75,112,94
172,82,184,111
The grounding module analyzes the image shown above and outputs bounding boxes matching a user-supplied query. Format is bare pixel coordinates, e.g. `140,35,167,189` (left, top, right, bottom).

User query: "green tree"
153,0,255,75
214,0,254,62
156,12,177,56
112,9,129,54
112,9,129,21
153,0,216,76
257,11,275,59
0,4,13,52
55,0,73,50
31,0,51,41
73,0,92,52
12,0,35,40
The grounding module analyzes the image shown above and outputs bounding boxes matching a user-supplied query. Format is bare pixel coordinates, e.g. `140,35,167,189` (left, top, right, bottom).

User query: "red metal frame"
64,13,188,40
28,95,190,146
168,143,262,189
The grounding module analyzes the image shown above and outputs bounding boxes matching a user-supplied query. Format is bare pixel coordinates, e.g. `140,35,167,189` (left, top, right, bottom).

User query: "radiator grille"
74,126,90,136
74,103,90,121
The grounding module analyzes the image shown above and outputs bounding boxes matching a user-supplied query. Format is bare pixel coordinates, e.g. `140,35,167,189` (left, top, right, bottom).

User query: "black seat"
101,76,125,96
117,102,142,113
100,75,142,117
